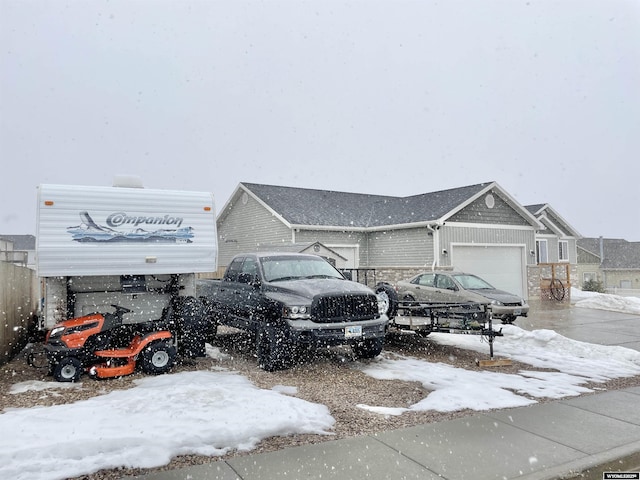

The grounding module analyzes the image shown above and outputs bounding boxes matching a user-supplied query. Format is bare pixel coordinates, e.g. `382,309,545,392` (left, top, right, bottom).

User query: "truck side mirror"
238,272,260,287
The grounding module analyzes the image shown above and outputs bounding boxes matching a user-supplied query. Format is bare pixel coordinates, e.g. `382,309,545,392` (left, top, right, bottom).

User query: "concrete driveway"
518,299,640,352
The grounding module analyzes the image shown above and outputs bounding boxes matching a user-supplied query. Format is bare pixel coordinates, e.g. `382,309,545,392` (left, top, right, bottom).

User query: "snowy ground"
1,290,639,480
571,286,640,315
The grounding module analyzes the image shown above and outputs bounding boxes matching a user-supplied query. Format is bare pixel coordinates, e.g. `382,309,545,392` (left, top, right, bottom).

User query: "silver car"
396,271,529,324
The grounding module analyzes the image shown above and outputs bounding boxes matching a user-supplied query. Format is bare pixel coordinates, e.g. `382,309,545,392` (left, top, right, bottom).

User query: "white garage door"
451,245,526,298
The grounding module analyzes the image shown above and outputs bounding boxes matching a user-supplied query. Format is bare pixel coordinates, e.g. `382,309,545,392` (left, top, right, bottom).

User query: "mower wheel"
53,357,83,382
140,341,177,375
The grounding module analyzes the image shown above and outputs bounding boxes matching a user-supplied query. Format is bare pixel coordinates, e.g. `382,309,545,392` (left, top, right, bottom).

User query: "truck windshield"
261,256,344,282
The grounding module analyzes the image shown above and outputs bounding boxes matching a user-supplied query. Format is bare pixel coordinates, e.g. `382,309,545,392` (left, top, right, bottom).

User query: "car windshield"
452,274,494,290
261,256,344,282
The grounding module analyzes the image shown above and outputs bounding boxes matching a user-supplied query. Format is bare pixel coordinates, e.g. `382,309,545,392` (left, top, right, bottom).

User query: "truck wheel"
199,297,219,343
257,326,290,372
53,357,83,382
352,338,384,360
375,283,398,319
140,341,177,375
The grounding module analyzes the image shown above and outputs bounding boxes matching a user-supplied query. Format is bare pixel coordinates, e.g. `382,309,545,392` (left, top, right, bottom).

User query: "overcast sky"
1,0,639,240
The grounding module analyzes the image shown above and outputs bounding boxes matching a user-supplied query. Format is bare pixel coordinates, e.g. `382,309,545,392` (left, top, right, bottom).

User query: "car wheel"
501,315,516,325
352,338,384,359
53,357,83,382
374,283,398,319
257,325,290,371
140,341,177,375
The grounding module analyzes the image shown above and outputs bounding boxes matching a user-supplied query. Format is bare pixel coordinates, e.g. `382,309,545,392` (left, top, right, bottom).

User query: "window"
224,257,244,282
536,240,548,264
558,240,569,262
415,273,435,287
583,272,596,283
436,274,456,290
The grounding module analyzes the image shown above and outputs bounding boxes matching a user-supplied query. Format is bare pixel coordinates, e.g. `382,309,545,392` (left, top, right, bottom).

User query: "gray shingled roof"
242,182,493,228
0,234,36,250
525,204,546,215
577,238,640,269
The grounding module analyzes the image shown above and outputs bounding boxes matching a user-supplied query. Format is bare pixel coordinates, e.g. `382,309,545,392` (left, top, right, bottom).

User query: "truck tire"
257,325,290,372
140,341,177,375
199,296,218,342
173,296,208,358
375,283,398,319
352,338,384,359
53,357,83,382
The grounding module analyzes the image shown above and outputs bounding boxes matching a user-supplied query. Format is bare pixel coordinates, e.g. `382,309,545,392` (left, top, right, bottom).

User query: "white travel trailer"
36,182,218,331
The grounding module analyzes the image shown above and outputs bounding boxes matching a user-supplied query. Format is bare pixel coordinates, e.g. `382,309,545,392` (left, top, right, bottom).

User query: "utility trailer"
34,181,218,377
376,283,507,365
389,301,493,336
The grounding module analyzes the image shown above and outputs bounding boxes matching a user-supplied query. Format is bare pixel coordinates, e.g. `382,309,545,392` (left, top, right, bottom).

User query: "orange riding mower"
43,303,208,382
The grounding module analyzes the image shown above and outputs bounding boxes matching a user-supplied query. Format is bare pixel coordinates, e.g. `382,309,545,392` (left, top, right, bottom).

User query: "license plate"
345,325,362,338
513,308,522,315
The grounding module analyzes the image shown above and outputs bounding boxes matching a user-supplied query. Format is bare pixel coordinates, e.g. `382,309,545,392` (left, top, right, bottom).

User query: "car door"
433,274,461,303
405,273,438,302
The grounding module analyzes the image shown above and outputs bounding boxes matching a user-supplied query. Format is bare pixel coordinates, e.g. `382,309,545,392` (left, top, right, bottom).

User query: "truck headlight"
49,326,65,338
283,305,311,319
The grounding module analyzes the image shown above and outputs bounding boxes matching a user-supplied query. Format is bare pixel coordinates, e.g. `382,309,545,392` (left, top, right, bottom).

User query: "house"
524,204,581,297
0,235,36,269
217,181,547,299
577,238,640,294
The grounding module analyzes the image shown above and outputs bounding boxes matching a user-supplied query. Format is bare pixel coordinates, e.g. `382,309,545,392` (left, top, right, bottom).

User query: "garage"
450,244,527,298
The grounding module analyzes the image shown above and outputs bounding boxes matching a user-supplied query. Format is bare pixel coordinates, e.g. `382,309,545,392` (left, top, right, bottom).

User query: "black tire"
139,341,177,375
352,337,384,359
199,297,219,343
173,296,209,358
257,325,290,372
53,357,83,382
375,283,399,319
501,315,516,325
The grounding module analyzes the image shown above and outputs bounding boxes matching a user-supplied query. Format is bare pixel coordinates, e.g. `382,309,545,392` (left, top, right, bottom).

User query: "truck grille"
311,293,379,323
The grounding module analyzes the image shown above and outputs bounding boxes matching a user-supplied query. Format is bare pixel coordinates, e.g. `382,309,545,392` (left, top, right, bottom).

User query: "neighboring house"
0,235,36,269
217,181,545,299
524,204,581,297
577,238,640,294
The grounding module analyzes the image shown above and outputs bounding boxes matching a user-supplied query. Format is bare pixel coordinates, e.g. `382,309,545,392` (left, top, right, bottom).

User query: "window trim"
536,239,548,264
558,240,569,262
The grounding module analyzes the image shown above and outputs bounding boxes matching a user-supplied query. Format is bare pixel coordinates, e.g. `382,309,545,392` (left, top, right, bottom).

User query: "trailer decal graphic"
107,212,184,228
67,211,194,243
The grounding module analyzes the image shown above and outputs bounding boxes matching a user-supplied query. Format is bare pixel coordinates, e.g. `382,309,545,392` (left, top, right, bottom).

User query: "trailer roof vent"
113,175,144,188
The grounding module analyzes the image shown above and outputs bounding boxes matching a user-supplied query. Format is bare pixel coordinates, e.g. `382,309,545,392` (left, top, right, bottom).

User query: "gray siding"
440,225,536,267
367,228,434,267
449,193,530,226
578,247,600,264
217,194,291,266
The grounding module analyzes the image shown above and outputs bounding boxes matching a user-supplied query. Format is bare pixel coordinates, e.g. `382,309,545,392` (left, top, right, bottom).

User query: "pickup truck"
198,252,388,371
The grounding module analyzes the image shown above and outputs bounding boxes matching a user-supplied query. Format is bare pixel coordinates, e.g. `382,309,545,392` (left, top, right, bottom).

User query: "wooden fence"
0,262,39,365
